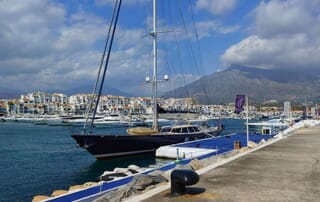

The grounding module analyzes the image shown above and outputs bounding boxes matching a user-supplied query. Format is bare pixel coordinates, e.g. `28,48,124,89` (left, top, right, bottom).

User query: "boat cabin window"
188,127,194,133
181,127,188,133
193,127,200,132
171,128,181,133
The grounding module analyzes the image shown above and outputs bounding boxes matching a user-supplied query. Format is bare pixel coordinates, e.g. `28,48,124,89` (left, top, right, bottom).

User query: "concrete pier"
139,125,320,202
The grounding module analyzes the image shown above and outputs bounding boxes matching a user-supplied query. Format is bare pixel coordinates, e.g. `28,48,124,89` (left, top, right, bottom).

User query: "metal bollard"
170,169,199,196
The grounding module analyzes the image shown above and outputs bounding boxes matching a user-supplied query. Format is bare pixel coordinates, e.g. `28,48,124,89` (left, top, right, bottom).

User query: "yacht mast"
151,0,158,131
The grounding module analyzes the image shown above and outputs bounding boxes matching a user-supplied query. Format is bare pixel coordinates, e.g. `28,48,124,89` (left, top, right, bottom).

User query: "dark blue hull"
71,131,221,159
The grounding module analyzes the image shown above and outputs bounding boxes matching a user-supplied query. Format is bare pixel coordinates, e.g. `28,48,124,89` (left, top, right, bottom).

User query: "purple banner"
234,95,246,114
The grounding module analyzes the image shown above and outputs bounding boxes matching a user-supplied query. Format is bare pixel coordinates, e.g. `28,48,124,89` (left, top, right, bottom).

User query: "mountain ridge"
162,65,320,104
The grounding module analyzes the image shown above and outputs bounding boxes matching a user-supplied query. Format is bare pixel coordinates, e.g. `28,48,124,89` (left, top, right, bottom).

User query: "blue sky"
0,0,319,96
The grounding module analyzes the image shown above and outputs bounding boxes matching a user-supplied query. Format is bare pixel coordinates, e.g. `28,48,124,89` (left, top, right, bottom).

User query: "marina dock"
31,120,319,202
125,122,320,202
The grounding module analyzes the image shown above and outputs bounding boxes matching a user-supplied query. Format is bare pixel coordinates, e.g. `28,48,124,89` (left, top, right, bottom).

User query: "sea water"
0,118,245,201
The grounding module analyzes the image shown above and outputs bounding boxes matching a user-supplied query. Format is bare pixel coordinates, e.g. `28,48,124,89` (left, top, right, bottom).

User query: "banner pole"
246,95,249,147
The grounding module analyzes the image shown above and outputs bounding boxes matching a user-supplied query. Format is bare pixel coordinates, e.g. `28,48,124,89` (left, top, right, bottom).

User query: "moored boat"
71,0,223,160
72,124,222,159
246,118,291,134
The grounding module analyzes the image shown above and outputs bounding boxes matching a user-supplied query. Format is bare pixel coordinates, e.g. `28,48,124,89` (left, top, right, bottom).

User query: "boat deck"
156,133,274,159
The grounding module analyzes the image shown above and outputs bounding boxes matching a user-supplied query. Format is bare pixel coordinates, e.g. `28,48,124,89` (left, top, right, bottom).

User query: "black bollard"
170,169,199,196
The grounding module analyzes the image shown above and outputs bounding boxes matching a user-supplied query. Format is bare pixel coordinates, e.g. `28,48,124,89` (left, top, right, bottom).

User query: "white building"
283,101,291,118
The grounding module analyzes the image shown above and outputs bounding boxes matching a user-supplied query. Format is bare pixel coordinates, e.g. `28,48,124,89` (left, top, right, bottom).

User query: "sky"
0,0,319,96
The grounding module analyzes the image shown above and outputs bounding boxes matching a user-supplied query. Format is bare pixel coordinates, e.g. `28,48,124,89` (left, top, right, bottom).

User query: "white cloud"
0,0,64,60
251,0,317,38
0,0,110,92
221,0,320,70
0,0,207,96
196,21,240,39
196,0,237,15
0,0,150,94
114,27,147,48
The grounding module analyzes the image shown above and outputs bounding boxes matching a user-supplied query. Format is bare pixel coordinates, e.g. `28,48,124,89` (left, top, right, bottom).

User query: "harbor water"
0,118,245,201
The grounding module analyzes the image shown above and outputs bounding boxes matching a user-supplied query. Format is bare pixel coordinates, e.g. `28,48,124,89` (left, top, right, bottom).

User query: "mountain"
162,65,320,104
0,87,23,99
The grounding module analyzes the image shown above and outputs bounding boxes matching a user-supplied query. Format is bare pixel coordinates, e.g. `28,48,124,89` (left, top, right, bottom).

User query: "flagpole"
246,95,249,147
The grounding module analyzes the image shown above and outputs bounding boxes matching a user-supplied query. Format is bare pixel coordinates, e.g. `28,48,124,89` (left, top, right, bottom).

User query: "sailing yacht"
71,0,222,159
